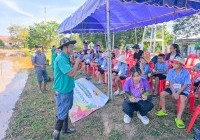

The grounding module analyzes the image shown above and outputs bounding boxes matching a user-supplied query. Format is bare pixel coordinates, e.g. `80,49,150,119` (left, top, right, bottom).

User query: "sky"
0,0,174,36
0,0,87,35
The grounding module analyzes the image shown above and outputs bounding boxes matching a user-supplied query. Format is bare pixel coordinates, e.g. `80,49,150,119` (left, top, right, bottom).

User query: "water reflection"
0,54,32,93
0,51,32,139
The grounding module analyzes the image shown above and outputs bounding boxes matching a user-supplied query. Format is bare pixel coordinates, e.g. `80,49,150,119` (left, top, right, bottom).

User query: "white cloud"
0,0,33,18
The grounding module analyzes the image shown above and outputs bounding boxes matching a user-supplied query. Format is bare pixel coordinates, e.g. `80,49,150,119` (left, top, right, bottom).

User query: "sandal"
155,110,168,117
175,118,185,129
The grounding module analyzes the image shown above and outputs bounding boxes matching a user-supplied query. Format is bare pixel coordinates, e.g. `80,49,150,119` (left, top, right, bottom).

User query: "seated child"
95,52,108,85
192,63,200,99
156,57,191,129
90,51,103,67
152,53,168,95
122,67,154,125
139,56,151,79
112,55,128,96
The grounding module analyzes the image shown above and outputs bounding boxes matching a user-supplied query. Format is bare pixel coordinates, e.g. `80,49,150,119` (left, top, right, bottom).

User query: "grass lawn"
5,66,200,140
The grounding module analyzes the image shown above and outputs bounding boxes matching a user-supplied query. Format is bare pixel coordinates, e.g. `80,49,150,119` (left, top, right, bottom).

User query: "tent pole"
153,25,156,53
150,26,153,53
162,24,164,53
141,27,146,50
105,34,108,49
135,28,137,44
106,0,113,100
112,33,115,49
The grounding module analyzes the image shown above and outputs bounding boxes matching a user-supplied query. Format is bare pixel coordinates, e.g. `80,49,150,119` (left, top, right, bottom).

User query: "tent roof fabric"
132,0,200,10
58,0,198,34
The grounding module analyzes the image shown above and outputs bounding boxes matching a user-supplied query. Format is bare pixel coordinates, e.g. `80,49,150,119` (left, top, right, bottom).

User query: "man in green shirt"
53,38,81,140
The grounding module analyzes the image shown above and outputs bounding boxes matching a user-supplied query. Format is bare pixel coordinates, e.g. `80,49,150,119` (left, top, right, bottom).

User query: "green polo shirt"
53,52,75,94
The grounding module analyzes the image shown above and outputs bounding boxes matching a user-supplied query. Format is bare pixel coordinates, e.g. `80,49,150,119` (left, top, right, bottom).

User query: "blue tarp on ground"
58,0,198,34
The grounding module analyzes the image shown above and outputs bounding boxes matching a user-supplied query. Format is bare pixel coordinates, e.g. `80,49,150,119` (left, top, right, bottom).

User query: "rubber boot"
53,119,64,140
61,117,76,134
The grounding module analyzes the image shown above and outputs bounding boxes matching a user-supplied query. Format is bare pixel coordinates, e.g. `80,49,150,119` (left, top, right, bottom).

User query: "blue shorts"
56,90,74,120
35,70,49,84
164,88,188,96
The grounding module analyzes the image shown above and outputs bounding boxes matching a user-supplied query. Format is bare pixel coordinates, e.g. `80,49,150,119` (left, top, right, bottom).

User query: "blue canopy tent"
128,0,200,10
58,0,197,34
58,0,199,99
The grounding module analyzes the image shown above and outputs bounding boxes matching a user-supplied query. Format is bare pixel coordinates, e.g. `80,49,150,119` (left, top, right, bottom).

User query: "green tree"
8,25,28,47
0,40,5,47
25,21,59,51
173,13,200,38
71,34,84,51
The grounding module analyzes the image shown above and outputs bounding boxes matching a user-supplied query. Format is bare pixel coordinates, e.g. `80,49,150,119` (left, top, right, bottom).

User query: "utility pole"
44,7,47,23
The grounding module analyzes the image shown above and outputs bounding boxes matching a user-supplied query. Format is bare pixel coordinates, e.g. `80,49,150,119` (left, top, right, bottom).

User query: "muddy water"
0,51,32,140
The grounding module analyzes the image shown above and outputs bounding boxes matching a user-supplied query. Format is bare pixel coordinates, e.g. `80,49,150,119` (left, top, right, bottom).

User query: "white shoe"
137,112,149,125
113,89,120,96
124,114,131,124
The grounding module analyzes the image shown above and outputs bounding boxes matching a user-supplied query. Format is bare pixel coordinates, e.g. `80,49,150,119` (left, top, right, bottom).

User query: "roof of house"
175,38,200,43
0,35,11,42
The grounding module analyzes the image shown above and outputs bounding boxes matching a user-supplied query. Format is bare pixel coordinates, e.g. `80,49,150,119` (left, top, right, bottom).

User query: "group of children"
65,42,200,129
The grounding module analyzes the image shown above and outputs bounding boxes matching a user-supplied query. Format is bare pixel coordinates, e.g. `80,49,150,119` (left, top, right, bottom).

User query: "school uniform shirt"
115,63,128,76
84,54,93,64
123,77,150,101
95,57,103,65
195,63,200,70
142,63,150,79
166,68,191,95
101,59,108,70
154,62,168,75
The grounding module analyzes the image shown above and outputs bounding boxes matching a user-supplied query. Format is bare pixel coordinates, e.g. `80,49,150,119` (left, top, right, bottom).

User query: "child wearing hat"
156,57,191,129
139,56,151,79
95,52,108,85
152,53,168,95
122,67,154,125
112,55,129,96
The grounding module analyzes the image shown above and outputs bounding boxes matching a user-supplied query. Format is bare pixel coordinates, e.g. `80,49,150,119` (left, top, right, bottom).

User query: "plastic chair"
158,80,166,110
158,79,166,95
185,54,199,71
187,105,200,132
92,65,98,77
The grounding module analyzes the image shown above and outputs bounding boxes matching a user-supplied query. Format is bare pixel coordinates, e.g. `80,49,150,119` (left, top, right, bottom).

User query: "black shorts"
112,70,118,75
164,88,188,97
98,68,105,74
85,62,90,66
194,81,200,87
153,74,166,80
119,76,127,80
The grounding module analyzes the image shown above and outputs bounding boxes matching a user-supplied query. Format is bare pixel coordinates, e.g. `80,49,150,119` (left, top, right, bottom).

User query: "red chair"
126,57,136,70
185,54,199,72
92,65,98,77
158,80,166,110
158,79,166,95
187,105,200,132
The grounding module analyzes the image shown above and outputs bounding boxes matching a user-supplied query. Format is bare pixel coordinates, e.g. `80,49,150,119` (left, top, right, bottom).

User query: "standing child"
155,57,191,129
152,53,168,95
139,56,151,79
123,67,154,125
95,52,108,85
112,55,129,96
